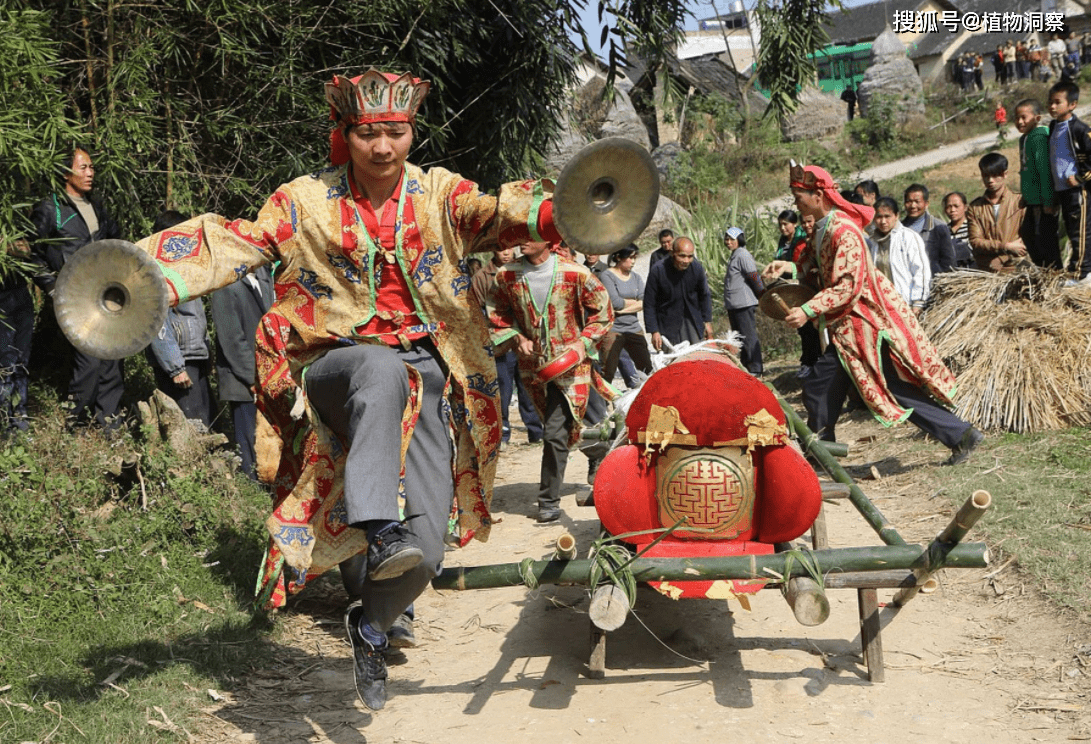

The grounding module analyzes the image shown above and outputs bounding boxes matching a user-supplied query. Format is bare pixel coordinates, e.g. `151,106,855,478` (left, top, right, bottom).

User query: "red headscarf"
789,162,874,230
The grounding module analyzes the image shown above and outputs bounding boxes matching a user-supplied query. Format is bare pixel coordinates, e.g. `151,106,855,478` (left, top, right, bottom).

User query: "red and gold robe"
797,210,958,425
487,256,615,444
137,163,553,607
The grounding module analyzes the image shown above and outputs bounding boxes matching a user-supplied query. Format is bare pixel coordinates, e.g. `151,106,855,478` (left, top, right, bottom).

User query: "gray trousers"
306,341,453,631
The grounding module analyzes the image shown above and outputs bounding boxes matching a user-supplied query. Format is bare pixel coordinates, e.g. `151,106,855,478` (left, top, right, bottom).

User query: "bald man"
642,236,714,350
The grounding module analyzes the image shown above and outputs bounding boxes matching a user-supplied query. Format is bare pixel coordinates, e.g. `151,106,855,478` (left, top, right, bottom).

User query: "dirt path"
194,367,1090,744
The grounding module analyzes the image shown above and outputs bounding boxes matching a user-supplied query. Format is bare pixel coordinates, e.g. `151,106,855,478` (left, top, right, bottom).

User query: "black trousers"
68,348,125,430
601,330,653,382
798,322,821,368
496,350,542,442
537,383,575,510
1058,188,1091,278
152,358,213,426
230,400,258,480
1019,206,1062,270
801,343,971,450
727,305,763,375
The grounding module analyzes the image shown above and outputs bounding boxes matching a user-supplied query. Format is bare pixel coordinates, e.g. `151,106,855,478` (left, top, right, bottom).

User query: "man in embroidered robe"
763,163,983,466
135,69,563,710
469,244,543,446
487,240,614,523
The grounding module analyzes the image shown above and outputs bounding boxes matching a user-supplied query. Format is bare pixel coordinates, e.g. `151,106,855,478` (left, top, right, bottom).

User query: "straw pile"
921,268,1091,433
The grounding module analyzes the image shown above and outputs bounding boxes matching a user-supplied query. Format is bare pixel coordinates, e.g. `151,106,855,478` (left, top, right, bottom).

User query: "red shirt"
349,172,428,346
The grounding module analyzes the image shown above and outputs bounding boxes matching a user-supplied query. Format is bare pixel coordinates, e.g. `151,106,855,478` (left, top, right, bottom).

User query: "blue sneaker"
345,601,388,710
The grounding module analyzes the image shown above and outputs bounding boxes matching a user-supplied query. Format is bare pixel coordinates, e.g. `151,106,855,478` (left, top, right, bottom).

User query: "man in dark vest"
28,145,125,431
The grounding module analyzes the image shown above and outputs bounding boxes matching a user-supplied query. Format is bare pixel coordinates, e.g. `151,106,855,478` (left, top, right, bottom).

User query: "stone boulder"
858,28,924,122
545,74,652,173
599,86,651,150
544,116,590,174
651,142,684,188
779,87,846,142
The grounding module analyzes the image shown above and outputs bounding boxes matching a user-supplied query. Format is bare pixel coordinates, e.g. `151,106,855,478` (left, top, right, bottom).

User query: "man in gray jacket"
145,211,214,426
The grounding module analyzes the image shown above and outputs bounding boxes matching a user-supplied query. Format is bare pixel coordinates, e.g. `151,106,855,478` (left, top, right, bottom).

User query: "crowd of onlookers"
459,77,1091,391
5,79,1090,451
953,33,1090,92
0,145,273,479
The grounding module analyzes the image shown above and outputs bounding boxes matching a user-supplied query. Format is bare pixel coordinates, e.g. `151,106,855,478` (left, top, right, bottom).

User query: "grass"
919,428,1091,617
0,390,275,743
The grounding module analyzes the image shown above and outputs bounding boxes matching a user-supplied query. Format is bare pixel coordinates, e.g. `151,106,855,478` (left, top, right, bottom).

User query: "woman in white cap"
721,226,764,375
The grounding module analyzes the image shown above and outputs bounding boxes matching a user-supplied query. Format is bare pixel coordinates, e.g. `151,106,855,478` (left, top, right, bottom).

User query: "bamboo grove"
0,0,688,262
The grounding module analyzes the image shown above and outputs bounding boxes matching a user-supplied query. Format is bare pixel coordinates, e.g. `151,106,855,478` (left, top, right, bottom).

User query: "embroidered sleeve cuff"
581,335,599,360
534,197,562,245
527,182,562,245
492,328,519,346
801,303,817,319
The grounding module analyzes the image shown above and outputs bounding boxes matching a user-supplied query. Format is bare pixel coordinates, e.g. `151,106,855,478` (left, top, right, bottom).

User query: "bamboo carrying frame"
431,387,991,683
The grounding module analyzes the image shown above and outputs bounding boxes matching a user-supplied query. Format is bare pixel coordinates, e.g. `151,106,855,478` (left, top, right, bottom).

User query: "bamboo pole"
822,570,938,591
79,0,98,130
784,577,830,626
431,543,988,592
771,388,907,546
554,533,577,561
892,490,992,607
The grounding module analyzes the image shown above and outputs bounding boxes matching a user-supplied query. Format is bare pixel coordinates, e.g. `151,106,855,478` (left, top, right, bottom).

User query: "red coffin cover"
594,443,821,546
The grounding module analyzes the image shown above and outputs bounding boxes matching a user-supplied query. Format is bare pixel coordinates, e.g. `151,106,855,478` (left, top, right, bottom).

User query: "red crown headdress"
325,69,431,127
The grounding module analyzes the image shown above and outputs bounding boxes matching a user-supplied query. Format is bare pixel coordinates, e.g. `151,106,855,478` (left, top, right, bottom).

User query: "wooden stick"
587,626,607,679
589,584,629,631
858,588,885,683
772,292,792,316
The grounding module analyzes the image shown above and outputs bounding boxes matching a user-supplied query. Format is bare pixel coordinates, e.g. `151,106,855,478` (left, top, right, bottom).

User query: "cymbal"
54,239,169,359
553,137,660,255
758,281,816,320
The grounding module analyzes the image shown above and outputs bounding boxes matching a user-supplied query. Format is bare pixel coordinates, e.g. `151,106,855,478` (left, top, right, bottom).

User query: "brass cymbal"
54,239,169,360
758,281,816,321
553,137,660,255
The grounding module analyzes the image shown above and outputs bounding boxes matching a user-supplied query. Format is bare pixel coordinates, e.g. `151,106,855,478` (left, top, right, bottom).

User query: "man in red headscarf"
763,162,983,466
137,69,563,710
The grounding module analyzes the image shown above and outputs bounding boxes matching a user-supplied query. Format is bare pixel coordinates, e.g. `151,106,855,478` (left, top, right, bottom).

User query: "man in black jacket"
902,184,956,279
643,236,714,350
209,264,274,478
28,146,126,430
